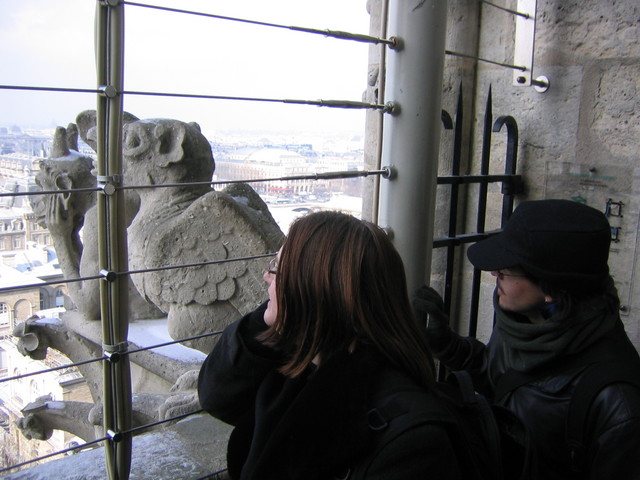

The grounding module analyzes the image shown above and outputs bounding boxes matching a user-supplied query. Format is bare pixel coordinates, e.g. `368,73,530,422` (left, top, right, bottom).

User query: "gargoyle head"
75,111,215,189
13,317,51,360
121,118,214,186
16,399,54,441
31,127,96,230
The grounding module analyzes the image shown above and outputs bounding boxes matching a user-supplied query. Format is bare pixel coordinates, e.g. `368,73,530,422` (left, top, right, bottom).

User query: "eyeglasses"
265,257,278,276
494,270,527,280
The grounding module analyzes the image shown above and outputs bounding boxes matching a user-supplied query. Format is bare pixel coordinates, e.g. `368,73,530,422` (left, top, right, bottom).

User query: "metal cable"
0,85,99,95
123,1,395,46
0,408,229,477
0,168,390,198
0,187,101,198
0,355,105,384
123,89,390,111
124,409,204,436
123,168,388,191
480,0,531,18
0,253,273,297
0,409,219,475
0,274,104,294
126,329,223,356
0,435,108,475
126,252,275,277
0,83,388,112
0,166,389,294
446,0,534,72
445,49,526,71
193,468,229,480
1,326,224,385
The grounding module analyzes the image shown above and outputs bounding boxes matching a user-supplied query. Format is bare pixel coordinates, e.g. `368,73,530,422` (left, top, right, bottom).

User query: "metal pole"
377,0,447,293
95,1,132,479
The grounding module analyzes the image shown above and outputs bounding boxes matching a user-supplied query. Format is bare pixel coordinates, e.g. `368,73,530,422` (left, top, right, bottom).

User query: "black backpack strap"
448,371,503,461
442,371,506,480
566,361,640,473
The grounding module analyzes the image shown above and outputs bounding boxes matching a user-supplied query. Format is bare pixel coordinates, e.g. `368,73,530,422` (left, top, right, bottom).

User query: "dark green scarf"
494,278,620,372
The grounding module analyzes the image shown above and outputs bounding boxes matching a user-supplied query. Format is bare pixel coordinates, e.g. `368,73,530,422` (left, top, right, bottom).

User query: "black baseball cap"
467,199,611,285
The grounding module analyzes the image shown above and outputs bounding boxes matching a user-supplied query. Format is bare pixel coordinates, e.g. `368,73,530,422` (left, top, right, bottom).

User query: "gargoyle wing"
141,190,282,316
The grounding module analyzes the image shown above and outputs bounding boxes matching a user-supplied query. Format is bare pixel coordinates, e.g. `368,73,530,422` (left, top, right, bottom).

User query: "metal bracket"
100,269,118,282
97,175,121,195
98,85,118,98
382,102,399,115
107,429,124,442
99,0,123,7
381,165,397,180
610,226,622,243
605,199,624,218
103,341,129,363
387,36,401,51
501,176,525,196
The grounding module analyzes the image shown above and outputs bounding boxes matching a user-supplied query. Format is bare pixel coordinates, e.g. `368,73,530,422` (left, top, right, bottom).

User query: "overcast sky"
0,0,371,139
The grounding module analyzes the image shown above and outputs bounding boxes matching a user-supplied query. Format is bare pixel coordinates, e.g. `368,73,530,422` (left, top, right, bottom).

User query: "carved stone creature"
12,112,283,446
17,394,96,442
12,316,104,442
12,313,207,442
30,118,162,320
76,111,284,352
13,316,103,402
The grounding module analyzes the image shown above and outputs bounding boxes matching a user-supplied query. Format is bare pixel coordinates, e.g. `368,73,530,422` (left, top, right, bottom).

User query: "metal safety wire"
0,406,212,475
0,323,224,475
122,1,396,46
480,0,531,18
0,83,389,111
0,435,111,474
2,168,390,198
445,0,532,71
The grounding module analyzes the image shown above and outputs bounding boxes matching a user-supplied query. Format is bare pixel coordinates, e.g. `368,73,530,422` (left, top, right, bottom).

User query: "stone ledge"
3,414,231,480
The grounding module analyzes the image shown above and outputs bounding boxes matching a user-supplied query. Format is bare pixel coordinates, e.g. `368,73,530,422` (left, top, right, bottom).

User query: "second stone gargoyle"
76,111,285,353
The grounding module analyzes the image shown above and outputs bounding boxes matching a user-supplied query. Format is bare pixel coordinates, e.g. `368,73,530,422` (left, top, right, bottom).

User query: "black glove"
412,285,454,354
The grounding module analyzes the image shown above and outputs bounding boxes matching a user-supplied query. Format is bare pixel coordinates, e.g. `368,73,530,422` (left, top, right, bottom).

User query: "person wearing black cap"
414,199,640,479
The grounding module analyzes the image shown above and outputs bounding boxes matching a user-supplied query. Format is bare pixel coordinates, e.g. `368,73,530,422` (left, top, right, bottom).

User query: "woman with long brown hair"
198,211,460,479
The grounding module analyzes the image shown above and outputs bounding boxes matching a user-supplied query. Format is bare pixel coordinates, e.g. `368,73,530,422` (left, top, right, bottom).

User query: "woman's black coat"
198,304,461,480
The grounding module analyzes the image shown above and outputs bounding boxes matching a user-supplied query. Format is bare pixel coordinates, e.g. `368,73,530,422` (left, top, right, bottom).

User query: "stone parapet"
3,414,231,480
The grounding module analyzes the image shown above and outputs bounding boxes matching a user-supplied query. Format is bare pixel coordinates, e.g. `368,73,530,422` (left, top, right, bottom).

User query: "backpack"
364,370,537,480
437,371,537,480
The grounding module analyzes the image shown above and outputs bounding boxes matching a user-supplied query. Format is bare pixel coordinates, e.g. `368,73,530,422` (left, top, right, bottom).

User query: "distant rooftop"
0,263,44,289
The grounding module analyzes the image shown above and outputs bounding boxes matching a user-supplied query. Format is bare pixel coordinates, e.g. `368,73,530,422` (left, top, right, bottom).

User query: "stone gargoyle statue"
75,110,285,353
12,111,284,446
29,117,163,321
12,314,206,444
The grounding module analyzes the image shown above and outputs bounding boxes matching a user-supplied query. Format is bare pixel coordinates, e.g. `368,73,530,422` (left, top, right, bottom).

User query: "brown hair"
262,211,435,388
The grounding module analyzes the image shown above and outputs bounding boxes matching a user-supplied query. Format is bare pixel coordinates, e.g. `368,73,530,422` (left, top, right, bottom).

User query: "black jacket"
440,318,640,480
198,304,461,480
